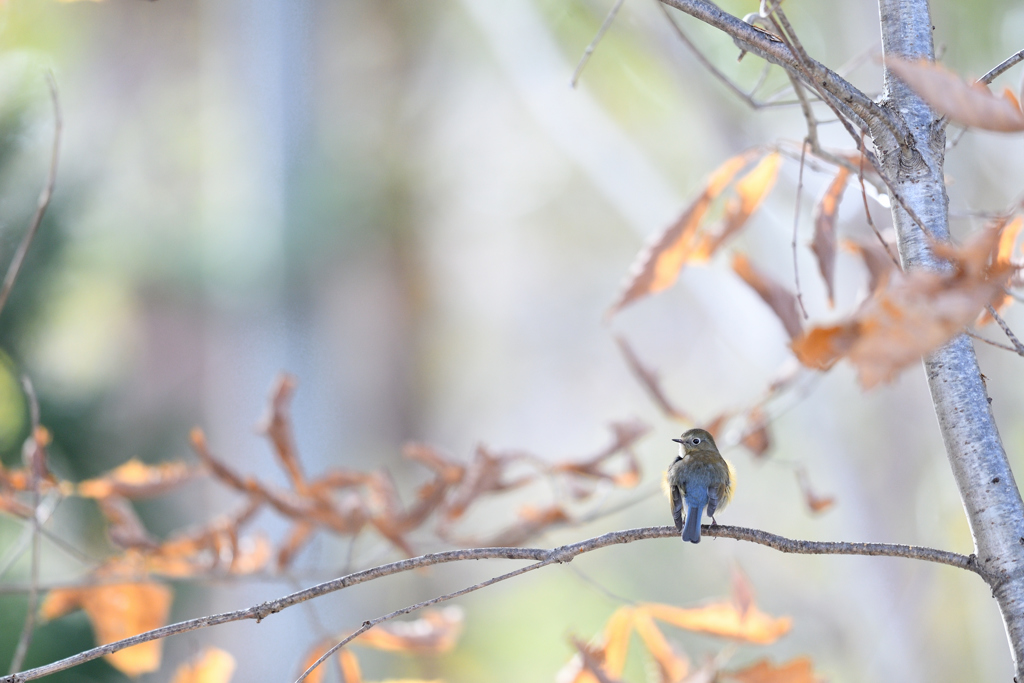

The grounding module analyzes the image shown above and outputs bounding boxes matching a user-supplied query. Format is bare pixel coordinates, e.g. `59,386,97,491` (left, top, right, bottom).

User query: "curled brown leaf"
886,57,1024,132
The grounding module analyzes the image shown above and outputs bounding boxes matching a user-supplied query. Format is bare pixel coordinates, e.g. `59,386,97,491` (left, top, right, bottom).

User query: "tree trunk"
876,0,1024,677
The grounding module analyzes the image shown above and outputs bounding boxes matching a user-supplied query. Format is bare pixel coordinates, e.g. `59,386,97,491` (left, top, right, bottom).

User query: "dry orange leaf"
443,445,534,520
641,601,791,644
842,239,898,293
978,215,1023,324
793,224,1012,386
631,610,689,683
338,649,363,683
297,640,348,683
257,373,307,493
608,149,763,316
690,152,783,261
97,495,158,550
811,167,849,307
796,468,836,514
1003,87,1023,114
171,648,237,683
601,607,635,677
731,566,755,619
614,335,691,422
739,407,771,459
403,442,465,485
353,607,463,654
724,657,822,683
77,458,196,499
733,254,803,340
886,57,1024,132
560,638,618,683
483,504,570,546
997,215,1024,264
40,577,172,676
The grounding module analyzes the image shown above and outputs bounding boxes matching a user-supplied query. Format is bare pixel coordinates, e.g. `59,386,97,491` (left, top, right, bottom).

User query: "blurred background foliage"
0,0,1022,681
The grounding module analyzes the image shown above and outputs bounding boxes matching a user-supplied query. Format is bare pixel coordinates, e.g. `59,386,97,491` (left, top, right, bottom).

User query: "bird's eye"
691,437,701,445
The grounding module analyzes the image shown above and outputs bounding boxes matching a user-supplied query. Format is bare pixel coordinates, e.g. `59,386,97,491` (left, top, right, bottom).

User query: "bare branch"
8,377,43,674
0,73,62,320
978,49,1024,86
655,1,795,110
986,304,1024,357
613,334,691,421
295,557,558,682
658,0,904,145
966,330,1022,356
572,0,626,88
2,525,984,681
705,524,980,573
791,140,809,319
856,137,901,268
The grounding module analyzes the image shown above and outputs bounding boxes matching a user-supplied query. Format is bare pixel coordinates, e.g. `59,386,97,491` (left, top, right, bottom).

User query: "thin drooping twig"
0,494,66,581
0,73,62,320
571,0,626,88
966,330,1020,355
8,377,43,674
856,135,901,268
767,3,938,244
986,304,1024,357
654,1,799,109
613,334,691,421
661,0,937,243
791,139,809,319
2,525,984,682
658,0,903,143
295,557,561,682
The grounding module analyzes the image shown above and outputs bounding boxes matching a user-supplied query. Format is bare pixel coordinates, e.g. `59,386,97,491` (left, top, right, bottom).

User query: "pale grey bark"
656,0,1024,675
876,1,1024,677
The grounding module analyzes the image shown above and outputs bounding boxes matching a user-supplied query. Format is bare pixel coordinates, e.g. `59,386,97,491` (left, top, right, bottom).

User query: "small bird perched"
667,428,733,543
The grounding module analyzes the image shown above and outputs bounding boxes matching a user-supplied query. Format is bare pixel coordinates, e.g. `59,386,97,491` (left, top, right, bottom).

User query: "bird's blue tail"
682,503,702,543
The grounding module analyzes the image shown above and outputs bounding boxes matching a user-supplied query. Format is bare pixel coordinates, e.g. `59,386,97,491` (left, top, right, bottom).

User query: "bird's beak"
672,438,684,444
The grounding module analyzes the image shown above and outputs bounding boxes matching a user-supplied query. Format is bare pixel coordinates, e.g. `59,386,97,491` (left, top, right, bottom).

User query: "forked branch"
657,0,905,147
2,525,984,682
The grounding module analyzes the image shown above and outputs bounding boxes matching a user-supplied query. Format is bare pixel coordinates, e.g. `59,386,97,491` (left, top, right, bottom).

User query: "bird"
667,428,733,543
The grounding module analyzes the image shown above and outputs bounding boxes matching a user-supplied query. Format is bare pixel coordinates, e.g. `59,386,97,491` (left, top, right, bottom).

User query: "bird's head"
672,428,718,455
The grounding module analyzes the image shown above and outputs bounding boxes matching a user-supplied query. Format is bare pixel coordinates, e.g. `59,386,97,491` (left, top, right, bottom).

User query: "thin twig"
572,0,626,88
0,493,67,580
857,135,901,268
658,0,901,138
945,50,1024,145
771,4,937,243
791,139,809,318
1,525,984,682
655,0,790,110
979,49,1024,86
966,330,1020,355
295,558,557,682
613,334,691,421
0,73,62,320
8,377,43,674
986,305,1024,356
